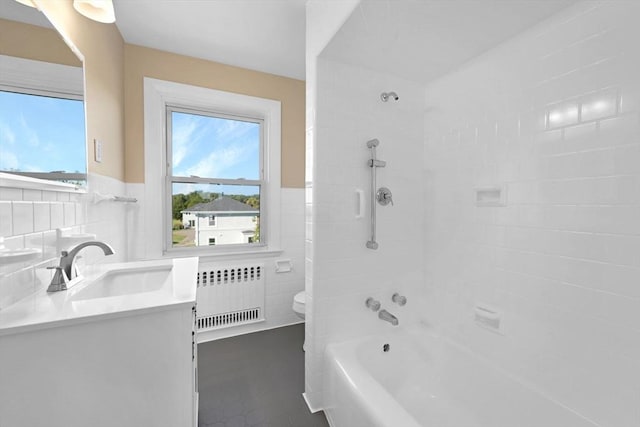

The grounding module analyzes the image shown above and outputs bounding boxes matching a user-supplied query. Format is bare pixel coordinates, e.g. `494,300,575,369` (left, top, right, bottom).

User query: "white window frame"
0,55,86,192
143,78,281,259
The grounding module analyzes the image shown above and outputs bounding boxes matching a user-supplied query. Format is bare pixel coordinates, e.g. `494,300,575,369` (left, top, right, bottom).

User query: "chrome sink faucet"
378,309,399,326
47,241,115,292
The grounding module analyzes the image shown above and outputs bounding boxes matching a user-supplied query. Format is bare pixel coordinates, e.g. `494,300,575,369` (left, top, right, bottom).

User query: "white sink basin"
0,257,199,337
71,265,173,301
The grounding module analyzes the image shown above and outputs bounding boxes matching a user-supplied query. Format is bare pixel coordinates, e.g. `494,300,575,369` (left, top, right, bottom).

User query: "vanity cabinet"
0,300,198,427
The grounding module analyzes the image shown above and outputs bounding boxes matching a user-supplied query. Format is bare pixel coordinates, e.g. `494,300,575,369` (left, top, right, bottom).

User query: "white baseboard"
196,320,304,343
302,392,324,414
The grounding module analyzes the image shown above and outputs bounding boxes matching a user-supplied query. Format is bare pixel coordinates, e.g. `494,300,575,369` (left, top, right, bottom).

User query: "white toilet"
292,291,306,351
292,291,305,320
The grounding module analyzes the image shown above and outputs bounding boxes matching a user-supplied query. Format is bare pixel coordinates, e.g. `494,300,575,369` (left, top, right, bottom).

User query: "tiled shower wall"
0,174,128,309
422,2,640,426
305,57,424,407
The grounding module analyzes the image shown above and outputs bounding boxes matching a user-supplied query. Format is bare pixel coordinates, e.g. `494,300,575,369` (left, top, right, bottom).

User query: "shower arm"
366,139,385,250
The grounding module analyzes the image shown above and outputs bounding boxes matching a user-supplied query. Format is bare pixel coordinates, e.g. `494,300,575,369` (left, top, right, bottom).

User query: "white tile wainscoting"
0,174,129,309
1,174,305,336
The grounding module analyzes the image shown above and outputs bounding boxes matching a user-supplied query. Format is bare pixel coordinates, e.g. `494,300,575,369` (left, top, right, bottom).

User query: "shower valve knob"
392,293,407,306
377,187,393,206
365,297,381,312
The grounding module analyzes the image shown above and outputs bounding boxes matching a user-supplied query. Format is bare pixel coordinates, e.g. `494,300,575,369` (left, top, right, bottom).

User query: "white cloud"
19,114,40,147
0,121,16,145
185,143,249,178
171,113,258,178
172,116,199,169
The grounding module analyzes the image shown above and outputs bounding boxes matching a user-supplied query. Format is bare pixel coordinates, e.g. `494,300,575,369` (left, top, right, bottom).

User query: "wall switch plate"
94,139,103,163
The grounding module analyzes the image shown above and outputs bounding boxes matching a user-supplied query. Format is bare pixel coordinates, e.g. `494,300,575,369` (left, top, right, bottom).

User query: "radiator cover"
196,263,265,331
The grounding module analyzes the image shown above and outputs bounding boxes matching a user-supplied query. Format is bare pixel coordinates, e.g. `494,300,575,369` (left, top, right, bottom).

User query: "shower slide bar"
366,139,385,250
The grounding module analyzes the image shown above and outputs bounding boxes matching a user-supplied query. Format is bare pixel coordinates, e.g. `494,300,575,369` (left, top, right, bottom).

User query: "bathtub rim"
323,331,424,427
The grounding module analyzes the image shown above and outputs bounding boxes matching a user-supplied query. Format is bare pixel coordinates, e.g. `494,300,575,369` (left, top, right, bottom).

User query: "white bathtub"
323,328,595,427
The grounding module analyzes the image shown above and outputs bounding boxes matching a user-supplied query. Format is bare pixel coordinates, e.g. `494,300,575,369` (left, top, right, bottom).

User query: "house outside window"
181,197,258,246
208,238,216,246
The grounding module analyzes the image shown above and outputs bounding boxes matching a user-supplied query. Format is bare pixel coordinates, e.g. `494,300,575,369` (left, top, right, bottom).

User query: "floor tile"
197,324,329,427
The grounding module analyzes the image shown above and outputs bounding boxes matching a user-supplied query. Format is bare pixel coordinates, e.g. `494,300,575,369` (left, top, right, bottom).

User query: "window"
167,107,262,248
208,238,216,246
0,55,85,188
143,78,281,257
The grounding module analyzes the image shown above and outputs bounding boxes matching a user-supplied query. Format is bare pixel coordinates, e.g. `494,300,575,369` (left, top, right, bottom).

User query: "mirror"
0,0,86,189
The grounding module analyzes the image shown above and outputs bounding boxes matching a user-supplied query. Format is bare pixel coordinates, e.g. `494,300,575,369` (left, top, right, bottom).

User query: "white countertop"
0,257,198,336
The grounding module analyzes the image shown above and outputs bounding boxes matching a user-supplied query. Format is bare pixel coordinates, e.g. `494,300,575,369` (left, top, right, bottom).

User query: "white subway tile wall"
423,2,640,426
0,174,129,309
305,56,425,406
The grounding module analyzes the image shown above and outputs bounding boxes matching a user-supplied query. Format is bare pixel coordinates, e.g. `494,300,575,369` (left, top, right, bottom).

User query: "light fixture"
73,0,115,24
13,0,37,8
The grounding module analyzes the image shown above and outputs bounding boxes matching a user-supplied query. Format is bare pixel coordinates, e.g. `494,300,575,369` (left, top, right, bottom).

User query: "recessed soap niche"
474,303,505,335
474,186,506,207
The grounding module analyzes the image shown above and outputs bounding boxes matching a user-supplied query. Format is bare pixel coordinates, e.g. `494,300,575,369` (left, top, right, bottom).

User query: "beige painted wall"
0,18,81,67
37,0,125,181
2,5,304,187
124,44,305,188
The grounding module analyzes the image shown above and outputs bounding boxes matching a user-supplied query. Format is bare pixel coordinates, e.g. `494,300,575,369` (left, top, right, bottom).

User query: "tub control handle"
365,297,381,312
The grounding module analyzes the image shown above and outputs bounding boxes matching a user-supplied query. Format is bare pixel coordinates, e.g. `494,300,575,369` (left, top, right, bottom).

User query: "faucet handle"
365,297,381,312
46,266,69,292
392,293,407,306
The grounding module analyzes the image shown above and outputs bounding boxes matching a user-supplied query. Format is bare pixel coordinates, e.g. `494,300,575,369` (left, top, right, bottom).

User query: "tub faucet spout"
378,309,398,326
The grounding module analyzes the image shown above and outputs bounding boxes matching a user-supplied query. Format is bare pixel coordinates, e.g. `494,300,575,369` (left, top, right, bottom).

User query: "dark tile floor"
197,324,330,427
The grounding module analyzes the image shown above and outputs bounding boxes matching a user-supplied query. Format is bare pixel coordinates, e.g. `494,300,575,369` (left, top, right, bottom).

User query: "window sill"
0,172,85,193
163,247,283,262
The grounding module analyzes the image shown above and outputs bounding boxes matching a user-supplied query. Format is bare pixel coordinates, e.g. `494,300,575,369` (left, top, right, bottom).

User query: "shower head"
381,91,399,102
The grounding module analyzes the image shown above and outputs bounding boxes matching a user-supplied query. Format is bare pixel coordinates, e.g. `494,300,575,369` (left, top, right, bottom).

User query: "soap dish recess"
475,186,506,207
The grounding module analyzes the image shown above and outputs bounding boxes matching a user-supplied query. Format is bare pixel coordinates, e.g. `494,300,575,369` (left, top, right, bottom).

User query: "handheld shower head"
381,91,399,102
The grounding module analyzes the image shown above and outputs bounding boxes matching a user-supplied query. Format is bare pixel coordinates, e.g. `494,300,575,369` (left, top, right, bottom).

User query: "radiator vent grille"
196,262,265,331
197,308,261,331
197,265,262,287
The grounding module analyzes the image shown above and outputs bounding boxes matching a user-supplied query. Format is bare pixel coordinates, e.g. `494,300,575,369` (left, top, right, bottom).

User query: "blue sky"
171,111,259,179
0,91,86,173
171,111,260,196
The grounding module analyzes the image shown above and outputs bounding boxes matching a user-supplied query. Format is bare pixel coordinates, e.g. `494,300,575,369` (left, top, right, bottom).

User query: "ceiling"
0,0,53,28
113,0,307,81
1,0,578,84
322,0,577,84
